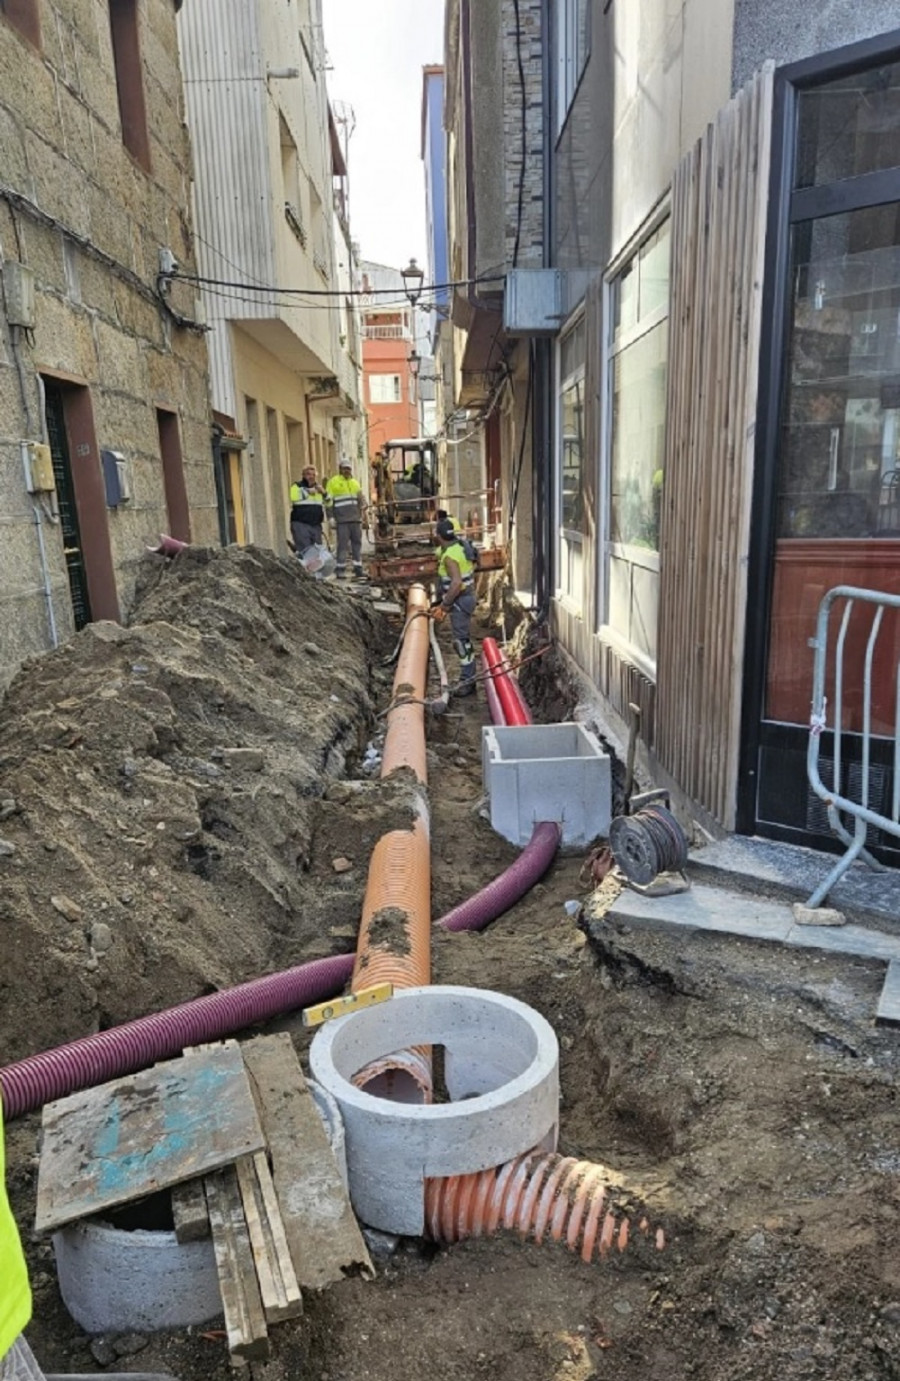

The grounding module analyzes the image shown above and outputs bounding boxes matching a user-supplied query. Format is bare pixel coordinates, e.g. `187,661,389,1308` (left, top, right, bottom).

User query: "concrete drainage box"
482,723,611,847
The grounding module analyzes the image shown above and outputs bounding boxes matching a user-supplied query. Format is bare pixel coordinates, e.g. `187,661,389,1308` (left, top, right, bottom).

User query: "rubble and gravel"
2,548,899,1381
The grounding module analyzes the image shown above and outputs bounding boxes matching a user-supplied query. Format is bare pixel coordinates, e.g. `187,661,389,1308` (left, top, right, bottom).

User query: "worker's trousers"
291,519,322,555
449,591,476,693
334,520,364,576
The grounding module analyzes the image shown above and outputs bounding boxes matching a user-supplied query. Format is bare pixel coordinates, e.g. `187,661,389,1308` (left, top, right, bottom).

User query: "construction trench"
2,547,900,1381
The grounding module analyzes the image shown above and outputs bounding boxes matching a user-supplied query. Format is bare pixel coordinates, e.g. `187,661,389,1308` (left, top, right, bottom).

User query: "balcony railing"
361,323,410,340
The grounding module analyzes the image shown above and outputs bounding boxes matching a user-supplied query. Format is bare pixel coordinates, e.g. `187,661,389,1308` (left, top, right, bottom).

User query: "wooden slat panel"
656,63,775,828
235,1152,303,1325
205,1166,270,1362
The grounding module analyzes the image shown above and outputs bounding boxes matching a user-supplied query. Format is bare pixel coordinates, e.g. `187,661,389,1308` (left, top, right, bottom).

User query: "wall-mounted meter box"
23,441,55,493
3,262,36,330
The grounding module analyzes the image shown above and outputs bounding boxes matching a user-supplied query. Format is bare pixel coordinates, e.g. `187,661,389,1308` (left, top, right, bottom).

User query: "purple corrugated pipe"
0,952,354,1121
437,820,562,932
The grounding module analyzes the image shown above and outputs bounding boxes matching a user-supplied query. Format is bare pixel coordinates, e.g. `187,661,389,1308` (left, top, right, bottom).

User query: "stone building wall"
502,0,544,269
0,0,217,692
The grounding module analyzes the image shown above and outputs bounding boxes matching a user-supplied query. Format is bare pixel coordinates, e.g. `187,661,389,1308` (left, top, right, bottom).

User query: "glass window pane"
560,317,585,381
638,220,671,319
561,377,585,530
796,62,900,189
777,206,900,540
610,321,668,549
612,259,637,343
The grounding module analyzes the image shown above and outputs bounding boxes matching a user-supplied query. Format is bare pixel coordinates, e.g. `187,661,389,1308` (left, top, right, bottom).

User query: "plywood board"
241,1034,374,1290
35,1046,265,1233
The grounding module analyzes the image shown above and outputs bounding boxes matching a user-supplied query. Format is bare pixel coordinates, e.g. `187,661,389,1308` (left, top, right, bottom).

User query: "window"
556,0,590,133
556,316,586,606
157,410,191,544
369,374,402,404
604,218,670,670
1,0,41,47
109,0,150,170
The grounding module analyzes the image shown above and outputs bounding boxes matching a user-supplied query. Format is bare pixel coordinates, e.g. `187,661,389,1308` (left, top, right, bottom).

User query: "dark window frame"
108,0,151,172
737,26,900,836
0,0,41,48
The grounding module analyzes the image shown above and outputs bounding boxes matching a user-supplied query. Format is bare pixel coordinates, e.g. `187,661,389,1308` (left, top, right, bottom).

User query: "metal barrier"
807,585,900,907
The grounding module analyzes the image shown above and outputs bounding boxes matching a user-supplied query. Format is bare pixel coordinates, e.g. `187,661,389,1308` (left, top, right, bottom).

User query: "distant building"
421,65,449,348
360,262,418,464
178,0,364,553
0,0,218,692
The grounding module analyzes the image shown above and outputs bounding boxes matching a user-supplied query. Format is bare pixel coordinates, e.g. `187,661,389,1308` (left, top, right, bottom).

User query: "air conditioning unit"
503,269,564,337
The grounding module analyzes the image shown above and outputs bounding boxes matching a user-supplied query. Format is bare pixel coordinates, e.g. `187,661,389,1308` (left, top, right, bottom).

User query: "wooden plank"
171,1176,210,1243
205,1166,270,1362
235,1153,303,1324
35,1046,266,1233
241,1033,374,1290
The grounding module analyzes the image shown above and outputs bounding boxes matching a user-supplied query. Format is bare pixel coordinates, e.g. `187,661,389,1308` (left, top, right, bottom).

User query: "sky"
322,0,445,273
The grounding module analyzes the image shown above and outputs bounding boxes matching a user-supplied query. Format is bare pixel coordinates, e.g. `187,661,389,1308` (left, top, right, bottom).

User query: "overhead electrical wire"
170,268,505,300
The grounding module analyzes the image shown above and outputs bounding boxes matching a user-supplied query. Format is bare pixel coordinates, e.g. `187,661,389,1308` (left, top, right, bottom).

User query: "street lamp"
401,257,425,309
407,349,420,379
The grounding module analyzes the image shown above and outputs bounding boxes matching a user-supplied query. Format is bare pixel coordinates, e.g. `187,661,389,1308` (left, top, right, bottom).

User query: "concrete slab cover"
309,986,559,1236
482,723,611,847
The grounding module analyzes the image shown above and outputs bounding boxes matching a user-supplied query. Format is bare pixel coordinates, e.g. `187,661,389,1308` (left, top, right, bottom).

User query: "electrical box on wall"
100,449,130,507
3,262,36,330
22,441,55,493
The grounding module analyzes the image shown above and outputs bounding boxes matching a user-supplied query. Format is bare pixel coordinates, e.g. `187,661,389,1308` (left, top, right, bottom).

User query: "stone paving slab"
876,959,900,1025
609,882,900,971
688,836,900,933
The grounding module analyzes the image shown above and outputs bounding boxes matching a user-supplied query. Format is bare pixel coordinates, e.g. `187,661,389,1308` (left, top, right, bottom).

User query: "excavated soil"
3,548,900,1381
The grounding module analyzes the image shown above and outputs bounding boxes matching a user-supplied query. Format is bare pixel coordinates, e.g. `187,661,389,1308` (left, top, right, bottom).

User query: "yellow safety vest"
325,475,362,521
0,1099,31,1358
437,540,475,592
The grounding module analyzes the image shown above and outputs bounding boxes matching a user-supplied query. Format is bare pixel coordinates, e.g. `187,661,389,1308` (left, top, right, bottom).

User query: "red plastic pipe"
481,637,531,727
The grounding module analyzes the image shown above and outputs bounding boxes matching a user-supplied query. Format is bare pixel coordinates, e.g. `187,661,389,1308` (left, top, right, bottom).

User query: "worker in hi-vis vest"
288,465,326,555
431,516,477,697
1,1098,32,1376
325,458,368,581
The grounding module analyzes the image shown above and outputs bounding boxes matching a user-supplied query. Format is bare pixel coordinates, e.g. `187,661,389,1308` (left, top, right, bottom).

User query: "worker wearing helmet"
433,517,477,697
1,1097,32,1378
325,458,368,581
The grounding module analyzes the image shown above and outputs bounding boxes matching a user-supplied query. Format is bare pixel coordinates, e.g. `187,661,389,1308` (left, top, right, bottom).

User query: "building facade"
360,262,418,465
445,0,900,858
177,0,363,555
0,0,217,692
443,0,545,579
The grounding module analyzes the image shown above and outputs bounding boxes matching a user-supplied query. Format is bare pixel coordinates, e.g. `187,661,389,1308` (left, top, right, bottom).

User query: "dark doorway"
42,377,119,629
44,381,92,630
157,408,191,543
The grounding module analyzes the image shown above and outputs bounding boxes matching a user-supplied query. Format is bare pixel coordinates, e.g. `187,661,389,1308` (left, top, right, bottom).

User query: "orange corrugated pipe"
424,1152,666,1262
352,584,433,1099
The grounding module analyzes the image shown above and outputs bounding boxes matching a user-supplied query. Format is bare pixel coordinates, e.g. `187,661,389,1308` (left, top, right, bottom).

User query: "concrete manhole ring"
309,984,559,1235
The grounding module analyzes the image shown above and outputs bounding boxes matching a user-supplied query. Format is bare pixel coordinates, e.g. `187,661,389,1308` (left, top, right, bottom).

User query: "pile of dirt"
0,545,396,1063
4,578,900,1381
